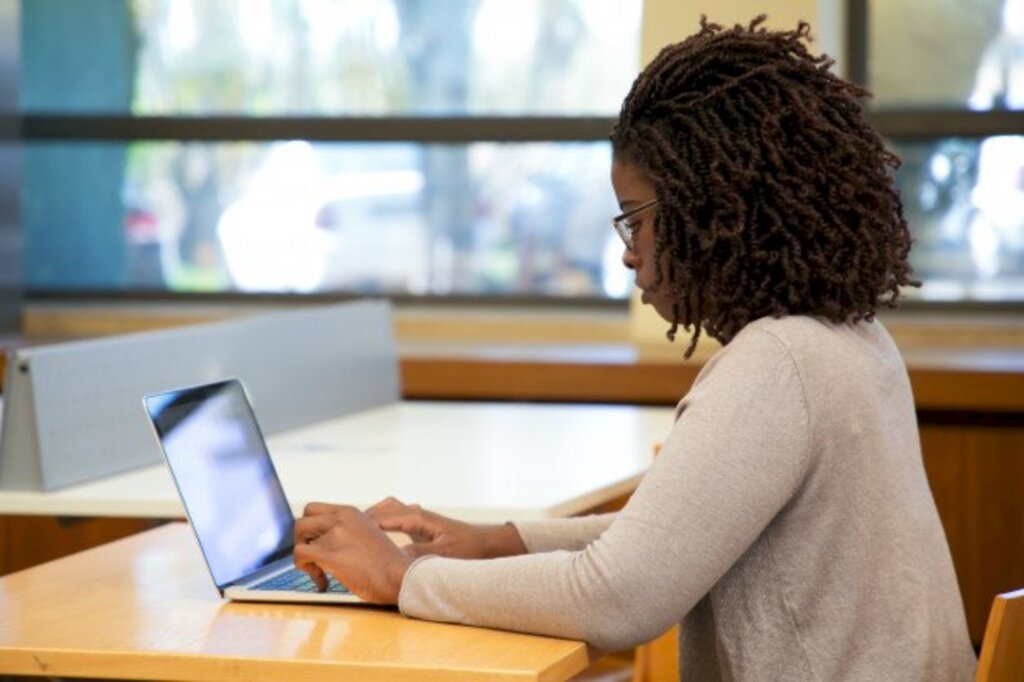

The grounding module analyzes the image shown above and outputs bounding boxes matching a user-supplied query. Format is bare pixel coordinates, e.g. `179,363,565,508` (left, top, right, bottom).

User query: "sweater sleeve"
398,331,812,652
512,513,617,553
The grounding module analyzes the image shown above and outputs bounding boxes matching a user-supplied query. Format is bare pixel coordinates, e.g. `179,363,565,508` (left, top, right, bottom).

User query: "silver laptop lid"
145,379,295,591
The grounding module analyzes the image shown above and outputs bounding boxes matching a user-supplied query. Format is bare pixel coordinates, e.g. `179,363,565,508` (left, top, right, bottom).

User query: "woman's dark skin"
294,498,529,603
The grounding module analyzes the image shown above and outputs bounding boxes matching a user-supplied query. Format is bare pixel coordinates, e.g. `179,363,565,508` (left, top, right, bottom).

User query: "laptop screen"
145,380,295,589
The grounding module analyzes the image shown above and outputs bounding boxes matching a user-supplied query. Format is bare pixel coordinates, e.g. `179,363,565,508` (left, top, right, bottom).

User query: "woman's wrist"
387,552,415,604
482,522,528,558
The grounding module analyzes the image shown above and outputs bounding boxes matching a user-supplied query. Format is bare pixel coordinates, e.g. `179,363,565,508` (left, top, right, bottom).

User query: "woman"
294,17,976,680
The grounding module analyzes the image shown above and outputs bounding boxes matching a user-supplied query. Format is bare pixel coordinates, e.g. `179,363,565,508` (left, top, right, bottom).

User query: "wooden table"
0,523,592,681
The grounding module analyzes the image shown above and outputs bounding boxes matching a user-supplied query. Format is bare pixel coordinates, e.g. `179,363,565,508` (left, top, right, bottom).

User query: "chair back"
975,588,1024,682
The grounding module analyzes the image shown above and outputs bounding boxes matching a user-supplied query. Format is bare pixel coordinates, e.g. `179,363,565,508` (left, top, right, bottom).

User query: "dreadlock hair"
610,15,919,358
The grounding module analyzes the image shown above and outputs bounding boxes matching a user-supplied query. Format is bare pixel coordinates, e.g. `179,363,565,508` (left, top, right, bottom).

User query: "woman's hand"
293,502,413,604
365,497,527,560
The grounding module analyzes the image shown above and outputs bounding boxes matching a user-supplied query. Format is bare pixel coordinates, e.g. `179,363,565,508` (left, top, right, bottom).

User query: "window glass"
894,136,1024,300
23,0,641,116
24,141,628,298
869,0,1024,110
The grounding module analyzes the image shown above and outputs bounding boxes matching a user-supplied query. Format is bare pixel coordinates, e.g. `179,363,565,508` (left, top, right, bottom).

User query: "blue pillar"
21,0,134,289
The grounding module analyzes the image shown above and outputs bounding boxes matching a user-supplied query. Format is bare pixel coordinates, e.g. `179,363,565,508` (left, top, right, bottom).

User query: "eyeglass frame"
611,198,659,250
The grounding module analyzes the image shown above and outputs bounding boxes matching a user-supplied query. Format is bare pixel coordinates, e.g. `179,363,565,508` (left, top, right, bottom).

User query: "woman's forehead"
611,159,655,191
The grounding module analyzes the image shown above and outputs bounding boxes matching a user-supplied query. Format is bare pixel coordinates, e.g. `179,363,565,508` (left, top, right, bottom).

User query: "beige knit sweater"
398,316,977,681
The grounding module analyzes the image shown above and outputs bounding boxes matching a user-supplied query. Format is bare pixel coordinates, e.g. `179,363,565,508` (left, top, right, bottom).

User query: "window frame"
846,0,1024,310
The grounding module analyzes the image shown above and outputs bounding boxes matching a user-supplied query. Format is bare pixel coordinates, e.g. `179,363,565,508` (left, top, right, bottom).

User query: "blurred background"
0,0,1022,333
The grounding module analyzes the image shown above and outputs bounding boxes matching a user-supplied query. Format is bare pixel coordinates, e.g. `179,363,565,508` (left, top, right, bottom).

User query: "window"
862,0,1024,302
8,1,1022,306
894,136,1024,301
9,0,642,300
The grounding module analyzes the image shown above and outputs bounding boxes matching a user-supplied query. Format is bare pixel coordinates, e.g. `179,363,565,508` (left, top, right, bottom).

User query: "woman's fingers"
292,542,331,591
291,507,413,604
365,496,406,513
366,502,436,543
294,513,341,545
303,501,350,517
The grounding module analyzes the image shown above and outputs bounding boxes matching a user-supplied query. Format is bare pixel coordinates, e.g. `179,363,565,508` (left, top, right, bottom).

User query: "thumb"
371,510,438,542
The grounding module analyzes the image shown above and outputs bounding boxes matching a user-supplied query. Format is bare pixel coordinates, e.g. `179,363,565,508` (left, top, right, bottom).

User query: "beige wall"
629,0,836,351
641,0,826,65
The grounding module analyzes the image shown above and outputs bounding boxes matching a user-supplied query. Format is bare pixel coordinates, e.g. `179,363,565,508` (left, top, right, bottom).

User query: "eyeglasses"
611,198,659,250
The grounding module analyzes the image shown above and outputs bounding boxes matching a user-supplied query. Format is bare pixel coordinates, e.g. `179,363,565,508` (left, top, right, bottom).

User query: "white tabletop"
0,401,675,522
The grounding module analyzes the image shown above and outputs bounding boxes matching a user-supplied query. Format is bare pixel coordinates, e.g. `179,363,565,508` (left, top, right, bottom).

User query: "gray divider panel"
0,300,399,491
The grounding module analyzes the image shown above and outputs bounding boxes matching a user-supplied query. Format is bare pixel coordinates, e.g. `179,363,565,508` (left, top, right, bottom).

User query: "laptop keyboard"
251,568,350,594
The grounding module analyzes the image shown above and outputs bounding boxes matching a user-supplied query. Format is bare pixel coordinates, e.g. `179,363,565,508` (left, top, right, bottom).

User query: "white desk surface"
0,401,674,523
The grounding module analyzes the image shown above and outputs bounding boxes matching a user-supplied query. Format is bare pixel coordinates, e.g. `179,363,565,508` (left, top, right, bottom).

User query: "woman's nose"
622,247,639,271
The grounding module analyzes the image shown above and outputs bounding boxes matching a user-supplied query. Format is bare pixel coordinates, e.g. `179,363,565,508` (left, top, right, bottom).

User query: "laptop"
144,378,364,604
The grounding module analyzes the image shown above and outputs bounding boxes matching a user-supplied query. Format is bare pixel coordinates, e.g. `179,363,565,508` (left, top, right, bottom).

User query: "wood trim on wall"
399,355,1024,414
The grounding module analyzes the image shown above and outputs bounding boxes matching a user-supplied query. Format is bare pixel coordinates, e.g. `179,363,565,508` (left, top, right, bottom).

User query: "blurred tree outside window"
869,0,1024,301
19,0,642,299
13,0,1024,303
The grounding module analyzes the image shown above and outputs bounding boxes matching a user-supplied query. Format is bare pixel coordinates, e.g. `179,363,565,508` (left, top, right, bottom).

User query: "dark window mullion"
0,114,16,139
10,110,1024,142
867,109,1024,139
3,115,619,143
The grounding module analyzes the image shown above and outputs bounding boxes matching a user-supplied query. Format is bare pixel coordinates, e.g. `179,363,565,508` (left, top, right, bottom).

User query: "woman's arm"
513,514,618,553
398,331,812,651
364,498,616,557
